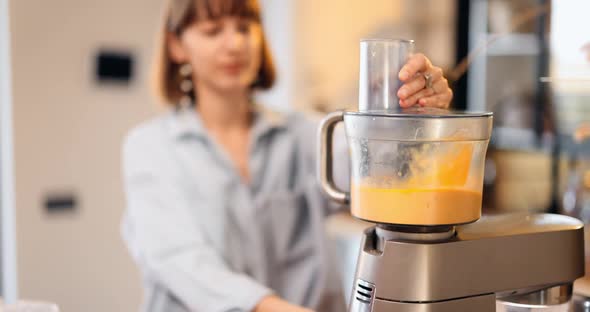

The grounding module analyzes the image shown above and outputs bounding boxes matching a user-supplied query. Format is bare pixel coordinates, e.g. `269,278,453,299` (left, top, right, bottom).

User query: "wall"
10,0,162,310
256,0,294,111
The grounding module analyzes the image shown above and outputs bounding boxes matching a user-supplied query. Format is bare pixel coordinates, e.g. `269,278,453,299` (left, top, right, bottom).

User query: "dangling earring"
179,63,193,108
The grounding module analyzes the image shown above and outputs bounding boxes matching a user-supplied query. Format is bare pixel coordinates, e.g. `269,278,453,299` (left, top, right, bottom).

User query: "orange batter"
351,186,482,225
351,142,482,225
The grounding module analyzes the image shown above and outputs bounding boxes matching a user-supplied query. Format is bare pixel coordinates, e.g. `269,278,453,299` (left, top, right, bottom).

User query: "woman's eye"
237,21,251,34
200,22,222,36
204,26,221,36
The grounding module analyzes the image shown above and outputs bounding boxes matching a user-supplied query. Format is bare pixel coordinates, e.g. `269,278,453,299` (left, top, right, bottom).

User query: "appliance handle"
317,110,349,205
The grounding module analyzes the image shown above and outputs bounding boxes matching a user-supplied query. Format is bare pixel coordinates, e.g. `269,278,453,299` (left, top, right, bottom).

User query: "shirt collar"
168,103,288,140
168,105,207,139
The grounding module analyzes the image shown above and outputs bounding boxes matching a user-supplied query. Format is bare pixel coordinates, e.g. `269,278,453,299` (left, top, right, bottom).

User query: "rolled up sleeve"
122,131,272,312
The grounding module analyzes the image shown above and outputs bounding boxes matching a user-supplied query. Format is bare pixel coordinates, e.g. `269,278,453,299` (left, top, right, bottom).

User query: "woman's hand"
397,53,453,109
254,295,314,312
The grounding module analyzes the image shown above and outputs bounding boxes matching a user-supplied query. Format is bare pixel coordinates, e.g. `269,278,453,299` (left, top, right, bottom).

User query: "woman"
121,0,453,311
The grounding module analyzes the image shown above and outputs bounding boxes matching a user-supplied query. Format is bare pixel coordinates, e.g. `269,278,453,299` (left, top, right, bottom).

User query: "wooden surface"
575,260,590,297
489,150,552,212
575,276,590,297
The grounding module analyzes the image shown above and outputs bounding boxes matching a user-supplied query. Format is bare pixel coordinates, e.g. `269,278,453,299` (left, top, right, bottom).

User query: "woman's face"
175,16,263,93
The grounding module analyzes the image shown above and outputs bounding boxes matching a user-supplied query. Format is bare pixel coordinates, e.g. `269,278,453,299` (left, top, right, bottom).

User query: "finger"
400,78,446,107
431,77,449,94
418,89,453,108
397,67,444,99
397,75,425,100
399,53,431,81
428,67,444,87
399,86,436,107
419,90,453,108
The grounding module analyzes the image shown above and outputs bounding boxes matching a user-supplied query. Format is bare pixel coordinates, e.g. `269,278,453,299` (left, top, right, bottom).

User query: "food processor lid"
348,106,493,119
343,107,493,141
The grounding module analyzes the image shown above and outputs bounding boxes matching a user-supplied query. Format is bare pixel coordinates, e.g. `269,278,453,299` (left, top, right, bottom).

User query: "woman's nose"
224,29,246,52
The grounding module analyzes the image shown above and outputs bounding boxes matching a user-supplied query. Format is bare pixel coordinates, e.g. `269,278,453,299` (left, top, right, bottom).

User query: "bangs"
167,0,261,34
194,0,261,21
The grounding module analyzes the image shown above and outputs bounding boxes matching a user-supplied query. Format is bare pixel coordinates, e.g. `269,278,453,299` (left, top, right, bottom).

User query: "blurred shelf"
492,127,536,150
483,33,540,56
490,126,552,152
555,134,590,157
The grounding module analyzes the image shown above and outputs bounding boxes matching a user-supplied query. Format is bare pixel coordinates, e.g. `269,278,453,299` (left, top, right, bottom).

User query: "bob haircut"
153,0,276,106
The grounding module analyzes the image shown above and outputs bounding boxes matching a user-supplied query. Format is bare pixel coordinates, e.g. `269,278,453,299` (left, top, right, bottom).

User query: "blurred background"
1,0,589,310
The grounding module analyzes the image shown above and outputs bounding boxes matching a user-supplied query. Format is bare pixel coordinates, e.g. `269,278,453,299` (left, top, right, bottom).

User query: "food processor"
318,39,585,311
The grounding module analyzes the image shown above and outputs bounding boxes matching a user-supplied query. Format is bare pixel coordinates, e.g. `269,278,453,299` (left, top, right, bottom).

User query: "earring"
179,63,193,107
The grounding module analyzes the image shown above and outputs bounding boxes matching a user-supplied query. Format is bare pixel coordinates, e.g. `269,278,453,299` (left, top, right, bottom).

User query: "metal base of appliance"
349,213,585,312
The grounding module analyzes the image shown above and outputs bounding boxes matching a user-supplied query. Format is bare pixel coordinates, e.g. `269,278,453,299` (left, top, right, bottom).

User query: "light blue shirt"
121,106,347,312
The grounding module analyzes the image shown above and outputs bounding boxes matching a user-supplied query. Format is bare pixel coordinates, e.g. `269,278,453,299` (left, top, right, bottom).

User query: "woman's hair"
153,0,276,106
